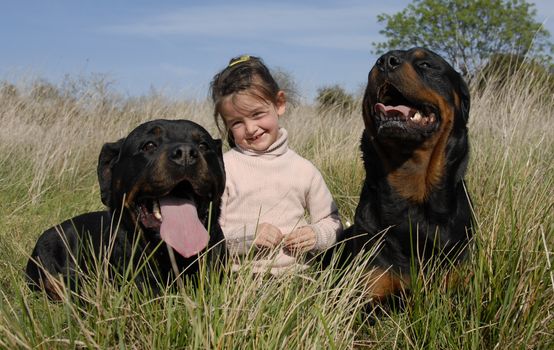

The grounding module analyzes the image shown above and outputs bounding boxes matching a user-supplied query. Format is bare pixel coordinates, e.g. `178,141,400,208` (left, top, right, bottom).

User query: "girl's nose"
244,120,258,135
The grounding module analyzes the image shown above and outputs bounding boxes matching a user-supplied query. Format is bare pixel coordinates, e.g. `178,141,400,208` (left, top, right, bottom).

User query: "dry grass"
0,70,552,348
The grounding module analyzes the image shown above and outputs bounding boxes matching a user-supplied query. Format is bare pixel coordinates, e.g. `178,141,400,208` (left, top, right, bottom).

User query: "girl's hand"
254,223,283,249
283,226,316,254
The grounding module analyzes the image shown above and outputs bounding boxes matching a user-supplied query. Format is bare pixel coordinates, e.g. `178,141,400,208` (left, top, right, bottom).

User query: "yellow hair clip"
228,55,251,67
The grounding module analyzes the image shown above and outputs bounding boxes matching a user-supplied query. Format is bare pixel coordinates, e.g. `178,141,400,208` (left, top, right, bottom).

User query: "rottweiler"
26,119,226,299
340,47,473,301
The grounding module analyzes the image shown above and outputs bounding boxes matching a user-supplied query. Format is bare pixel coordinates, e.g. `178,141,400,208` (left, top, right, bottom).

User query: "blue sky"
1,0,553,101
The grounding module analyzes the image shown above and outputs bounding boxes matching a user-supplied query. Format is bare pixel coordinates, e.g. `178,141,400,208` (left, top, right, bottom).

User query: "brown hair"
209,55,281,147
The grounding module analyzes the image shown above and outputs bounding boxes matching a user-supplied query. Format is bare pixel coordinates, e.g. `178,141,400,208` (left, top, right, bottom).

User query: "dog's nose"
170,144,198,165
376,52,402,72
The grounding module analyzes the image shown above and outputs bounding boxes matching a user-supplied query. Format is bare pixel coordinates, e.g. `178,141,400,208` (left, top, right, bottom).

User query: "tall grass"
0,70,552,349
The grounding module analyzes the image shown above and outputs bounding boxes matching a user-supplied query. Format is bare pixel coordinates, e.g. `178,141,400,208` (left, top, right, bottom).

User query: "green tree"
316,85,355,115
476,52,554,93
373,0,553,76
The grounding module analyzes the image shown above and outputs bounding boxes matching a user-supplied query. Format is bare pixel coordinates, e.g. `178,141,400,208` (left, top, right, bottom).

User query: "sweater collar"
235,128,288,158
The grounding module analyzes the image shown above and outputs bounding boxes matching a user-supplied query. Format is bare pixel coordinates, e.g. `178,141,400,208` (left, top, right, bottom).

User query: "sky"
1,0,553,102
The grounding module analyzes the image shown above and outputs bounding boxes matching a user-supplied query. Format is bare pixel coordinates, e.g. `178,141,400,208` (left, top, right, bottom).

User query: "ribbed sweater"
220,128,343,274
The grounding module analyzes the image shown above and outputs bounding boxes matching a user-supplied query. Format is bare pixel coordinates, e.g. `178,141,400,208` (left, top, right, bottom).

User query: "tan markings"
383,82,455,202
425,99,454,189
124,181,144,224
399,63,421,87
453,92,461,109
150,126,163,136
386,103,453,202
160,150,168,168
412,49,426,59
43,276,65,301
365,60,458,202
386,151,435,202
125,184,140,208
124,151,172,213
362,268,410,301
152,152,169,183
369,67,380,81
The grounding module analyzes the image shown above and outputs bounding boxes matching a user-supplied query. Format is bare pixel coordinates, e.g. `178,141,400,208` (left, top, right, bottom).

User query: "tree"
316,85,355,115
476,52,554,93
373,0,553,77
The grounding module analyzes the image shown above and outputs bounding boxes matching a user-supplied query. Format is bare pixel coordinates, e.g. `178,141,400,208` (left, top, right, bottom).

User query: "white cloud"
103,3,382,51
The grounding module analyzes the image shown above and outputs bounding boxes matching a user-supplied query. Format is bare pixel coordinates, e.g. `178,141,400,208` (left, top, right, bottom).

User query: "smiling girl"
210,55,342,274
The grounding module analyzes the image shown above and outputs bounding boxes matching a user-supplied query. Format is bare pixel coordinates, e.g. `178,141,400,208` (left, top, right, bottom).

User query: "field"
0,72,552,349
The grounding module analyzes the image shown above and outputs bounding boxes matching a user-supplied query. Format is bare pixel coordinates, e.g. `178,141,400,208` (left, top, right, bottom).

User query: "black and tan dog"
26,119,226,299
340,48,473,301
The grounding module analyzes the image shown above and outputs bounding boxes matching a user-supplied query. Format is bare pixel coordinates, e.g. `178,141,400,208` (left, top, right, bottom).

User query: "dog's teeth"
411,111,422,122
153,200,162,220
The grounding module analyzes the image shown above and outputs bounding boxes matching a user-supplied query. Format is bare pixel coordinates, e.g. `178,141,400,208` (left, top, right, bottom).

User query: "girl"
210,55,342,274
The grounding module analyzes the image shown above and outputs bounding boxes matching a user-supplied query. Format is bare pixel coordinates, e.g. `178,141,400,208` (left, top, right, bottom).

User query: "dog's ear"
213,138,223,158
97,138,124,207
458,77,471,123
212,138,226,197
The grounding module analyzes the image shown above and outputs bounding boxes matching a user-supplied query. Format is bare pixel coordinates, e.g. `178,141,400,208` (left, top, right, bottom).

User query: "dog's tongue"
159,196,209,258
375,103,414,118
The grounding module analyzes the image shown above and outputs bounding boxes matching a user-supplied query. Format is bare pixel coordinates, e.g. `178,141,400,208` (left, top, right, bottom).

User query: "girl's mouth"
247,131,265,143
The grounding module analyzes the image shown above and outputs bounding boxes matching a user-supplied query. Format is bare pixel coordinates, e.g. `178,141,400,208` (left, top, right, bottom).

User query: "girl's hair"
209,55,281,147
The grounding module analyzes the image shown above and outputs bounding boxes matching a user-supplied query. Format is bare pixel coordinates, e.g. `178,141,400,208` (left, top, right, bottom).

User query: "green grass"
0,73,552,349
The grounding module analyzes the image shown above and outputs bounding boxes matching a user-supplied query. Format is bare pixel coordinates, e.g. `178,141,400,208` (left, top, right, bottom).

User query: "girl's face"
220,91,286,152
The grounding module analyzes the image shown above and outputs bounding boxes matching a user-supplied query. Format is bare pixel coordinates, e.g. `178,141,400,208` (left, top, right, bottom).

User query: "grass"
0,71,552,349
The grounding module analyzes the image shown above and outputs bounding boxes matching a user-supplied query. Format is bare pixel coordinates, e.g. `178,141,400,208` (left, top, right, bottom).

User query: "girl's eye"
253,111,266,118
229,121,243,129
141,141,157,152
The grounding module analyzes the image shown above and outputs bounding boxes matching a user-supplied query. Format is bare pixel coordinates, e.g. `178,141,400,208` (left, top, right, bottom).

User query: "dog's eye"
198,142,209,152
141,141,157,152
418,61,432,69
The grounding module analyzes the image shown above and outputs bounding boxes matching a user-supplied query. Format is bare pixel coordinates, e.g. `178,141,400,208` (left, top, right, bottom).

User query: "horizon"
1,0,553,102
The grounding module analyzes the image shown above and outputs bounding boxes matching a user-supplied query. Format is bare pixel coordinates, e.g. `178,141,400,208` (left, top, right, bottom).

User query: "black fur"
26,119,226,299
338,48,473,299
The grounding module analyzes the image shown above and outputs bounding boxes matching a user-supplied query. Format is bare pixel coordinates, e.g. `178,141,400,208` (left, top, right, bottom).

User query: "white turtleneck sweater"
219,128,343,274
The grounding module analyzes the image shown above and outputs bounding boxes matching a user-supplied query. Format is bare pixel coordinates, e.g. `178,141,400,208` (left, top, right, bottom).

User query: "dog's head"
97,119,225,257
363,47,469,146
361,48,471,202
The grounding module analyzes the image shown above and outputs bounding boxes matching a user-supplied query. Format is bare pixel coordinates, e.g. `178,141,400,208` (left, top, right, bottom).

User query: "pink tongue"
159,196,210,258
375,103,414,118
